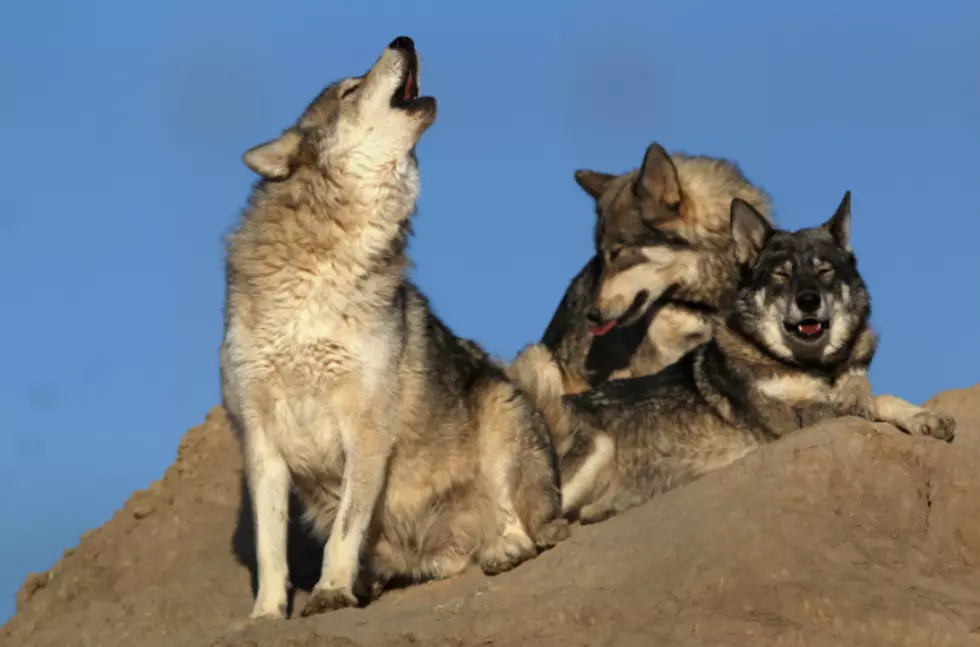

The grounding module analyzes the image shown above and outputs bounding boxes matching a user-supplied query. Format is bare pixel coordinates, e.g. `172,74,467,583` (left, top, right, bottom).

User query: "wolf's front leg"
244,415,291,620
834,369,955,442
831,369,876,420
299,410,392,617
873,394,956,442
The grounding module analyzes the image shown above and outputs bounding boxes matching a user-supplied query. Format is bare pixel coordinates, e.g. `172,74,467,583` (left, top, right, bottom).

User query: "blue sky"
1,0,978,623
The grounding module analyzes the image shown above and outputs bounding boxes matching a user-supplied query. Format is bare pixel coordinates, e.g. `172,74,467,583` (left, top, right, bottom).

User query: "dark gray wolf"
511,192,956,524
220,36,568,621
538,143,773,394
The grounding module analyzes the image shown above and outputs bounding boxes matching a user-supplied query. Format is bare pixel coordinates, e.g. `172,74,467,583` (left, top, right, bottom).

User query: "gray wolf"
511,191,956,524
538,143,773,394
219,36,568,621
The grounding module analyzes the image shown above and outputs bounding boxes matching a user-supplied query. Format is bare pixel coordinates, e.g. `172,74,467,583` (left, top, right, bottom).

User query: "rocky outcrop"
4,385,980,647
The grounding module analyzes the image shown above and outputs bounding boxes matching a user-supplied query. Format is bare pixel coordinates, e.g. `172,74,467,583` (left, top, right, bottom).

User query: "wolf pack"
219,36,958,620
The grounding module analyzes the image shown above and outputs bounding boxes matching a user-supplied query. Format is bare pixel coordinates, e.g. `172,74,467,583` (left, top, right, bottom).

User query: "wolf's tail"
508,344,575,454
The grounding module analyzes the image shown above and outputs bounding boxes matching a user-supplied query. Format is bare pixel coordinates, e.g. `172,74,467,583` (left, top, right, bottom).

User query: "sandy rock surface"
4,384,980,647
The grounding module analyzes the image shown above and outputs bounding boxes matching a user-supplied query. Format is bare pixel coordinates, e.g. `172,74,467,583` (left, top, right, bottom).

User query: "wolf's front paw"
906,410,956,443
248,594,287,621
298,586,358,617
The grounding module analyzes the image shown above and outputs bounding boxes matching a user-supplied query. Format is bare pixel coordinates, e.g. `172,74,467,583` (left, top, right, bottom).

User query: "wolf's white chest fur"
229,267,397,478
754,367,864,408
754,373,831,405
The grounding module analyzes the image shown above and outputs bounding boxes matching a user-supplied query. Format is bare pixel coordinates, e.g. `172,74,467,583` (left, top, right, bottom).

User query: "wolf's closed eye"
341,83,360,99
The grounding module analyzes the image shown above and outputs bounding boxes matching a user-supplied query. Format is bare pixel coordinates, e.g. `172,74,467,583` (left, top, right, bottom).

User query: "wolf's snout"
586,308,604,325
795,291,821,314
389,36,415,52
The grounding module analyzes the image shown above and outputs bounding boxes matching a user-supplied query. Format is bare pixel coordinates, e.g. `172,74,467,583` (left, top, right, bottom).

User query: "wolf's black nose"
586,308,603,324
795,291,821,313
389,36,415,52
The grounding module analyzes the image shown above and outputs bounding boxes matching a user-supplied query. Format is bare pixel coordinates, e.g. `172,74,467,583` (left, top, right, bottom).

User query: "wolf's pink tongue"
799,322,822,336
404,72,414,100
589,320,616,336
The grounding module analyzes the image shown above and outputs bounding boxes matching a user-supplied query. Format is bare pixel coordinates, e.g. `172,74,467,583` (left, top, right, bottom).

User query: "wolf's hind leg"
578,497,618,525
559,432,615,519
476,382,567,575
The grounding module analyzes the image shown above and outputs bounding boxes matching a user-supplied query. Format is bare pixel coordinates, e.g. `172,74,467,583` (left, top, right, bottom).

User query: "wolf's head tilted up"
241,36,436,191
728,191,871,368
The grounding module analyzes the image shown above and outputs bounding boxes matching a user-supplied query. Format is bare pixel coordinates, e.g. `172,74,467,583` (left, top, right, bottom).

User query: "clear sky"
1,0,978,623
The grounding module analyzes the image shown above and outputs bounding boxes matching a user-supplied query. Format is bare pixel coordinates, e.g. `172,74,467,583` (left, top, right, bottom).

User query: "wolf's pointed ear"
242,130,303,180
635,142,681,207
574,169,615,200
730,198,772,265
822,190,852,251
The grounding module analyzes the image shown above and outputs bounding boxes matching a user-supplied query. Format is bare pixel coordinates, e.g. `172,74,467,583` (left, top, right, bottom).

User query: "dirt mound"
4,385,980,647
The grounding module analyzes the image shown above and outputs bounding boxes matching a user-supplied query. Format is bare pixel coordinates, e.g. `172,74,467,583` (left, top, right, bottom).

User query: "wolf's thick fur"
220,37,567,621
538,144,773,394
511,192,955,524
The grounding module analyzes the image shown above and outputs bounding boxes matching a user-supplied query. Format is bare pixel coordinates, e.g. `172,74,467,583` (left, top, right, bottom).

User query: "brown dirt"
4,384,980,647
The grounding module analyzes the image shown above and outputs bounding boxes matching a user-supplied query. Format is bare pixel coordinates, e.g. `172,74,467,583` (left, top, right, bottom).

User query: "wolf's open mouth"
588,320,616,336
391,53,420,108
588,290,650,336
785,319,828,341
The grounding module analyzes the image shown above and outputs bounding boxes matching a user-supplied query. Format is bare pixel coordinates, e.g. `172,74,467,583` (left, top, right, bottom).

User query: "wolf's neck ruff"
713,316,867,378
661,242,742,312
240,160,416,270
